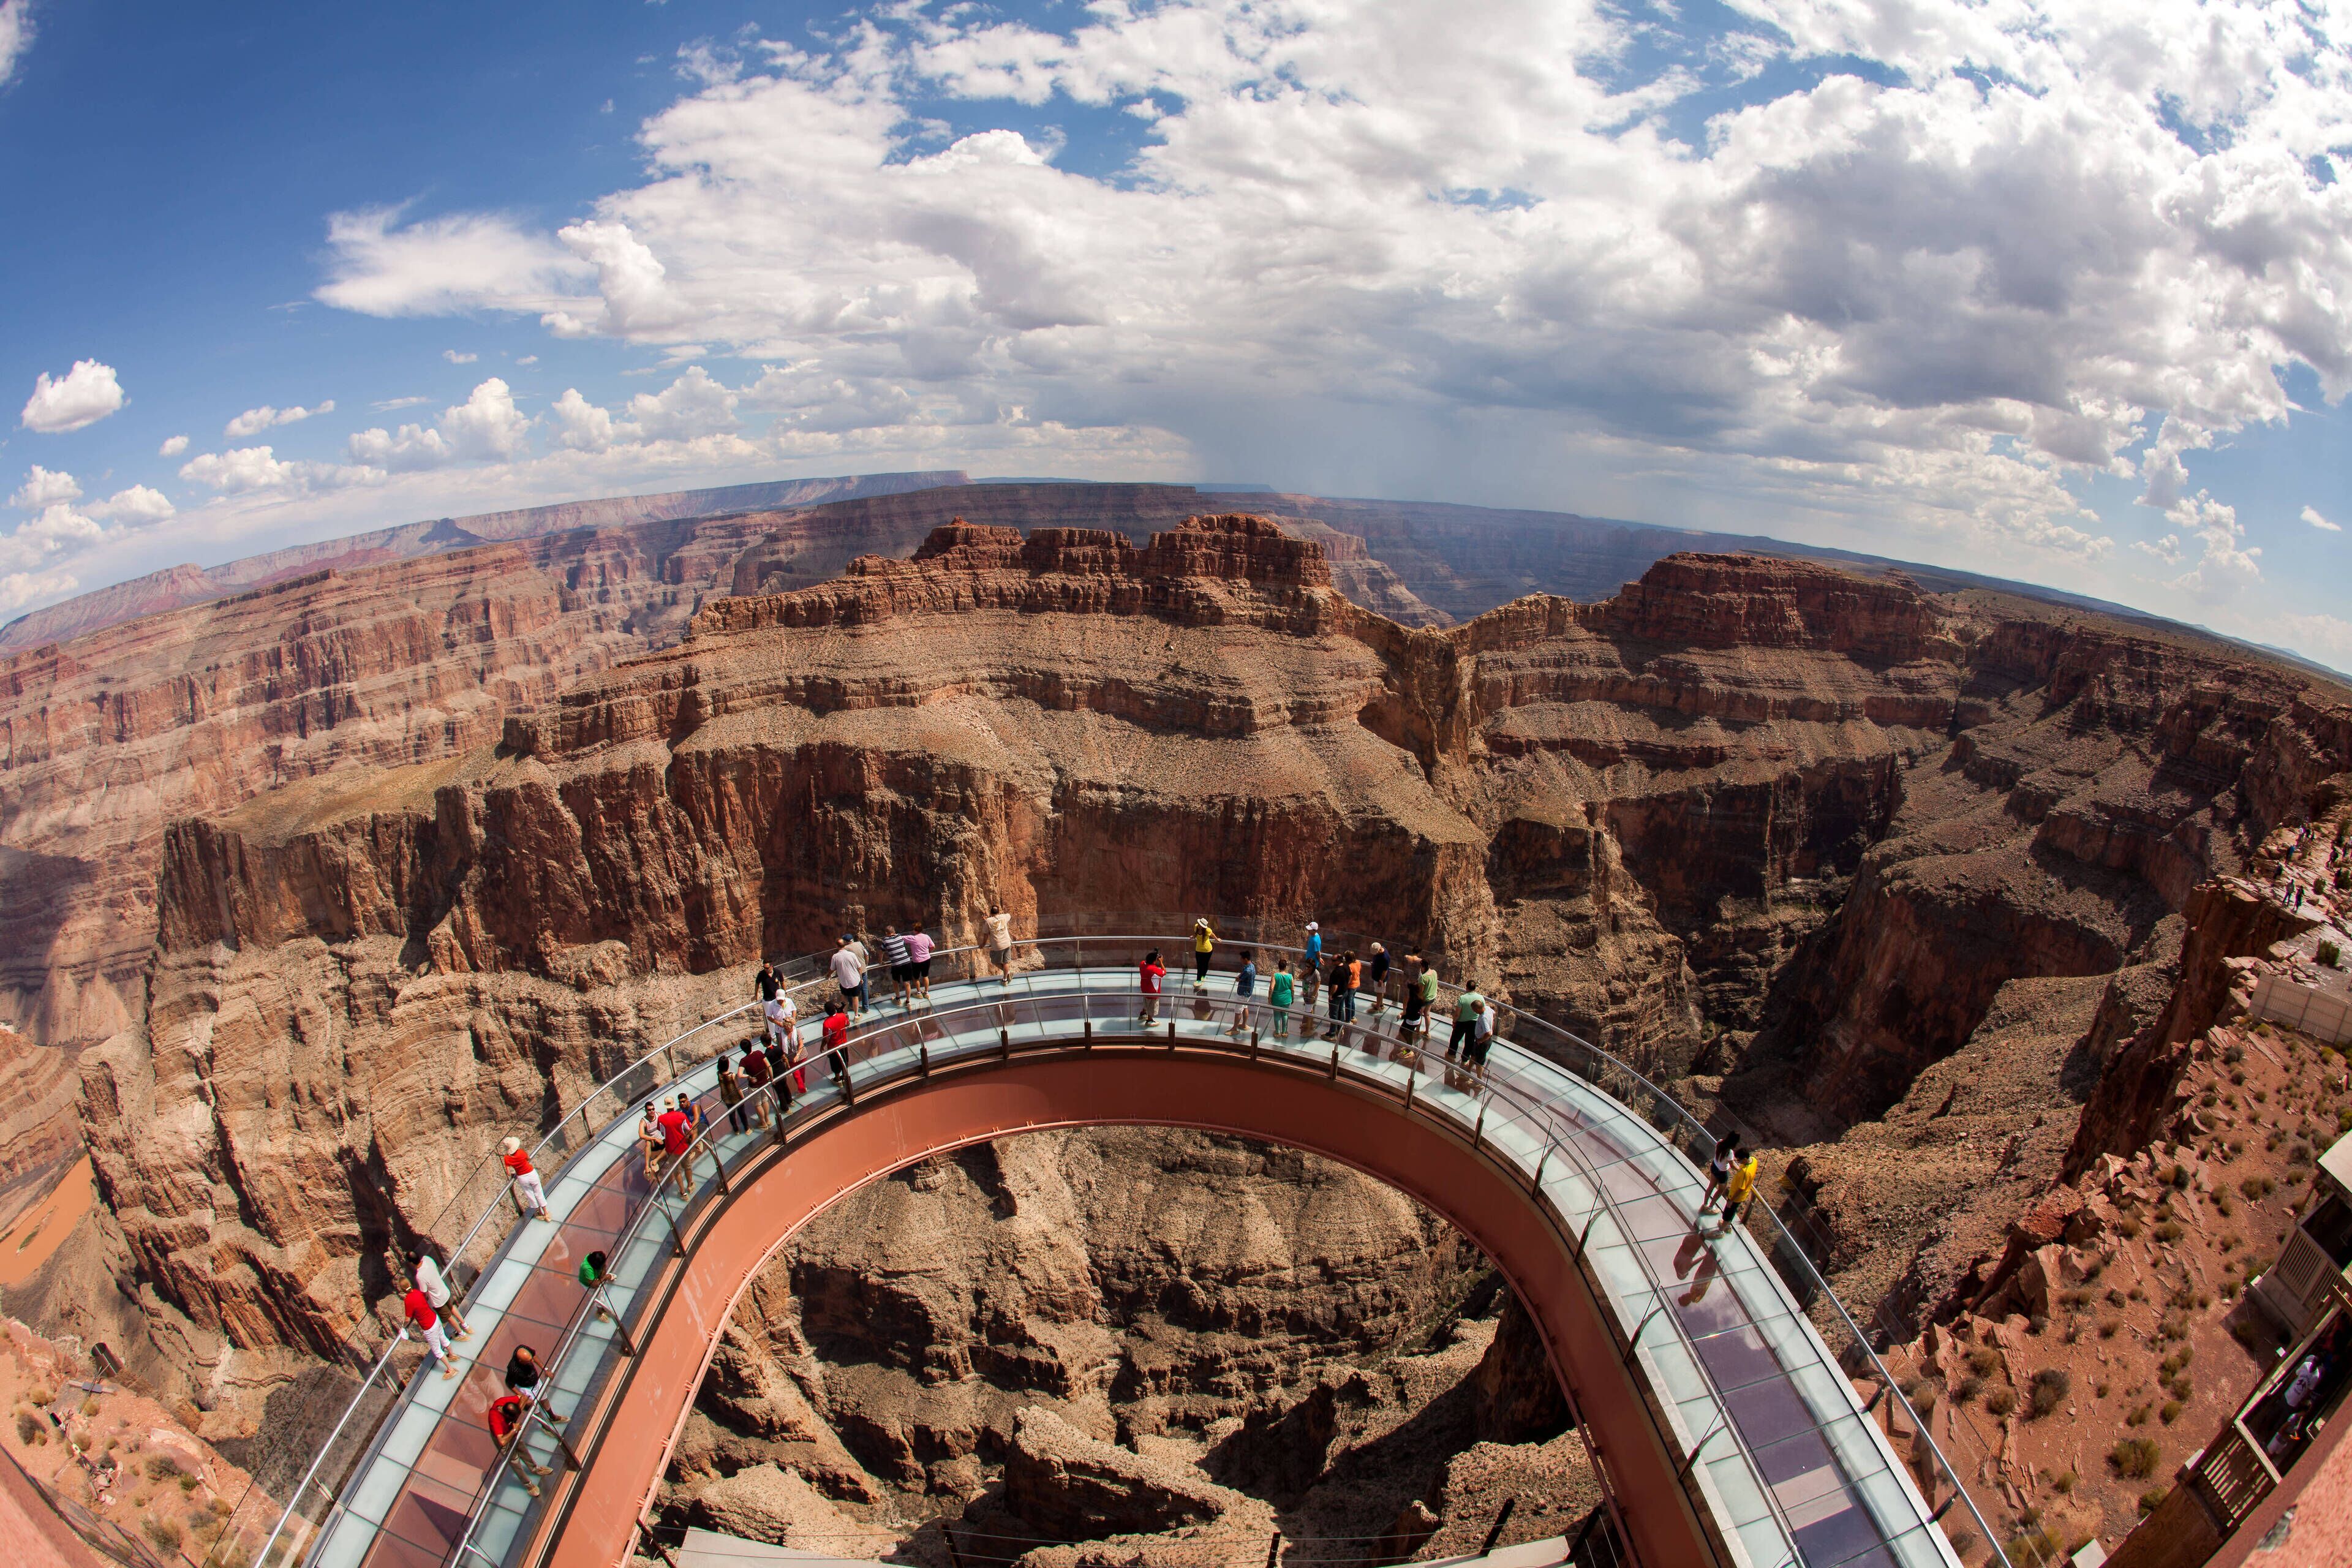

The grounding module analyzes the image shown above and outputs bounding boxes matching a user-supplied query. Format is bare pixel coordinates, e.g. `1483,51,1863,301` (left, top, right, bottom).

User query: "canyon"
2,489,2350,1563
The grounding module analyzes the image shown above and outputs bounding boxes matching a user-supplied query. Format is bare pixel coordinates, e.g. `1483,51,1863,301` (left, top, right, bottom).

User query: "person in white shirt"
983,906,1016,985
1471,999,1499,1068
411,1249,472,1340
764,991,796,1047
831,938,868,1017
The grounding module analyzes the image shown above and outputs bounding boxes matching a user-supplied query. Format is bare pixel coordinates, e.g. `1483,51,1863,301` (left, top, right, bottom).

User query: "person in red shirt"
1137,949,1167,1027
821,1001,851,1087
655,1098,692,1199
501,1137,551,1222
487,1392,554,1497
404,1284,462,1381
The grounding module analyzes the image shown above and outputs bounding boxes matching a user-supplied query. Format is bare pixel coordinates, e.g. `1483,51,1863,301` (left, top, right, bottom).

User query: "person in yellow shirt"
1191,917,1219,986
1713,1150,1760,1236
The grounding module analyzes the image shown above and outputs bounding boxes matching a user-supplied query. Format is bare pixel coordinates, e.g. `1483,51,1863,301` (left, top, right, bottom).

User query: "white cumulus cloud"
0,0,33,91
90,484,175,524
158,434,189,457
347,378,532,471
314,206,592,317
548,388,616,452
2304,505,2342,533
20,359,126,433
444,349,477,364
224,399,335,439
9,466,80,510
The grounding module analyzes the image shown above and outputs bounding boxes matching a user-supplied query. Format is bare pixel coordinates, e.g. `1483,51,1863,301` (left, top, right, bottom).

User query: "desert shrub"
2290,1141,2315,1167
2141,1485,2170,1513
2095,1382,2111,1398
2030,1369,2071,1418
14,1411,42,1444
209,1496,233,1517
2111,1438,2162,1478
178,1472,200,1493
2233,1317,2262,1348
2052,1470,2078,1494
2119,1218,2144,1239
26,1386,51,1407
2099,1319,2120,1339
1904,1379,1937,1415
1967,1346,2003,1377
78,1398,99,1419
2155,1221,2184,1242
1953,1374,1985,1404
1984,1385,2018,1417
2320,940,2343,968
2225,1041,2246,1063
2126,1403,2154,1427
142,1518,183,1553
2231,1069,2248,1085
2162,1400,2185,1423
146,1455,183,1482
1946,1528,1980,1559
2166,1163,2190,1188
2005,1525,2064,1561
2160,1349,2192,1375
2215,1194,2234,1218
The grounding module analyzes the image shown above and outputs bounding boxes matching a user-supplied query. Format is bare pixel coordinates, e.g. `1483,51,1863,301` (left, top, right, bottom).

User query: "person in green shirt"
1269,959,1295,1039
1447,984,1485,1062
578,1250,614,1322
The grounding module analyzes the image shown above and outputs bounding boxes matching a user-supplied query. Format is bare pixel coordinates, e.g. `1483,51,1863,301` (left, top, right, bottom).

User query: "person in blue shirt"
1228,949,1258,1035
1302,923,1324,1012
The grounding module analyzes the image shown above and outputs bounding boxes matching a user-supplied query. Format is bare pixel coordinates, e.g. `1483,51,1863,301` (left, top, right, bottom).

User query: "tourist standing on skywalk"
1191,918,1219,984
505,1343,566,1423
1446,982,1486,1063
881,924,914,1009
1711,1147,1760,1237
486,1392,553,1497
1699,1136,1741,1214
1400,952,1429,1042
1302,924,1323,1011
764,986,796,1052
1228,949,1257,1035
1270,958,1295,1038
831,937,868,1018
904,921,936,1001
656,1098,693,1199
984,905,1016,984
1137,949,1167,1026
741,1042,773,1128
502,1137,551,1222
404,1283,462,1381
718,1051,748,1134
410,1248,470,1342
1366,943,1392,1017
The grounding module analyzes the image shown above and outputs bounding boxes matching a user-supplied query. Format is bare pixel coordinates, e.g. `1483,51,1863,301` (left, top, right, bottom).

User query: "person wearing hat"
502,1137,551,1222
983,905,1016,986
1191,918,1219,986
1301,923,1323,1012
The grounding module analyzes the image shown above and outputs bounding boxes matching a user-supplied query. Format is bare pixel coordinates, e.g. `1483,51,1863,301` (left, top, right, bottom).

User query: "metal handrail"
428,955,1942,1568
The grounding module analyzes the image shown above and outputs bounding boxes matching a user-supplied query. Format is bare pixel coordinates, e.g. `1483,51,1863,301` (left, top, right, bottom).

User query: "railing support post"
944,1524,968,1568
919,1042,930,1076
1264,1529,1282,1568
605,1294,638,1357
1166,1020,1175,1047
999,1027,1011,1061
1479,1498,1517,1556
665,1203,687,1259
1471,1102,1485,1149
1249,1027,1259,1061
550,1422,584,1472
1328,1042,1339,1079
1084,1019,1093,1047
1529,1145,1548,1194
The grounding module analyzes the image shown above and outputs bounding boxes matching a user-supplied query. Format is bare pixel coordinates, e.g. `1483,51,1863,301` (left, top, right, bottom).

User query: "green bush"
2112,1437,2162,1479
2140,1485,2171,1513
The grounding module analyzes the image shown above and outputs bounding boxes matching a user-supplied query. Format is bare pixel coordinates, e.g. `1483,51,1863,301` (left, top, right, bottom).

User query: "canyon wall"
9,497,2348,1496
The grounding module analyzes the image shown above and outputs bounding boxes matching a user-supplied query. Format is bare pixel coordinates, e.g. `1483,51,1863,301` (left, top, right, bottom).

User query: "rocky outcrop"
1004,1407,1247,1537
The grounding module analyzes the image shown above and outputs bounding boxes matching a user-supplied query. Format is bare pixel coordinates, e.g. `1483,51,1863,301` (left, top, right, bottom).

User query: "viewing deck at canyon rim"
241,925,1986,1568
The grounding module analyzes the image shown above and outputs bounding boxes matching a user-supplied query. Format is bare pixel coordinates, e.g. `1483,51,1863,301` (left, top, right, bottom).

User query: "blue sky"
4,0,2350,670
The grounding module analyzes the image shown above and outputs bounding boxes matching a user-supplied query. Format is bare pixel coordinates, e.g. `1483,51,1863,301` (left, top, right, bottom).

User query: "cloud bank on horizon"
5,0,2351,672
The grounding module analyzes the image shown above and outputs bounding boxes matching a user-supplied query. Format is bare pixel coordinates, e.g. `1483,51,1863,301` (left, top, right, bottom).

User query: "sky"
3,1,2350,669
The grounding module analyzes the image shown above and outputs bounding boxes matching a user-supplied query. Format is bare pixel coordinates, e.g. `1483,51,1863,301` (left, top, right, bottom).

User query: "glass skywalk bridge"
238,932,1992,1568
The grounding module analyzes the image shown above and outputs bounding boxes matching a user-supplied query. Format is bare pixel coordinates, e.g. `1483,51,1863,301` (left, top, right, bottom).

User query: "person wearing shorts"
881,924,913,1009
984,907,1015,984
1366,944,1392,1016
831,938,868,1018
904,922,936,1001
502,1137,551,1221
411,1249,471,1341
405,1285,462,1380
638,1105,664,1182
578,1250,614,1321
1228,949,1257,1035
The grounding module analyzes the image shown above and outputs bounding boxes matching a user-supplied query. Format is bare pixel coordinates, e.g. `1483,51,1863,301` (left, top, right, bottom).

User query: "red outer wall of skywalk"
542,1050,1716,1568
